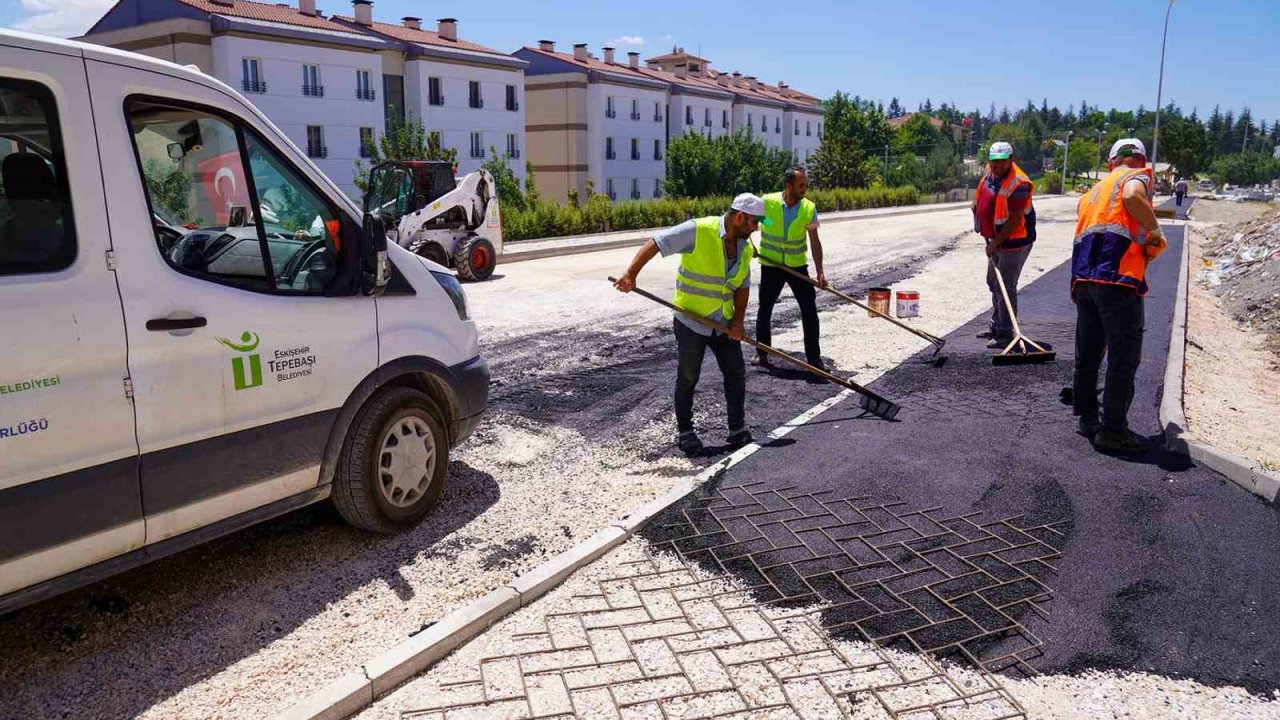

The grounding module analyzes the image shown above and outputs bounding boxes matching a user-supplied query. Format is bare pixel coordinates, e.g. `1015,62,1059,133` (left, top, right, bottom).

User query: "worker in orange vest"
1070,138,1168,454
972,141,1036,348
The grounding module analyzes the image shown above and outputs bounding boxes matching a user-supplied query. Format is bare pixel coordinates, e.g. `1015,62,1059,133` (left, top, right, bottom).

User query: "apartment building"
517,43,825,202
82,1,527,197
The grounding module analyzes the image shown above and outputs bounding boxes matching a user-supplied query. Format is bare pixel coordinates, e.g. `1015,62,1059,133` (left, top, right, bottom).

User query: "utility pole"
884,145,890,183
1151,0,1176,167
1063,130,1073,193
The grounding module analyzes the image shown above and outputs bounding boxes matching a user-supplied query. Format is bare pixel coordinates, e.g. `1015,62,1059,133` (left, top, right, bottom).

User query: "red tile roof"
340,18,510,57
888,113,945,128
645,49,709,64
173,0,359,34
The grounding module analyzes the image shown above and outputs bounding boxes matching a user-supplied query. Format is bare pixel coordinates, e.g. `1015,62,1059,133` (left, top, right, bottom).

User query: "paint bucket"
896,290,920,318
867,288,891,317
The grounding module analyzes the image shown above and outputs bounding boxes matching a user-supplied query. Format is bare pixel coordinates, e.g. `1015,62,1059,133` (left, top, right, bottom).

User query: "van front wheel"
333,387,449,534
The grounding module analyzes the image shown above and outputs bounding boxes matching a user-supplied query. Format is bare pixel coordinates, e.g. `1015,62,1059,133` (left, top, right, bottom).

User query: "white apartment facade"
82,0,527,197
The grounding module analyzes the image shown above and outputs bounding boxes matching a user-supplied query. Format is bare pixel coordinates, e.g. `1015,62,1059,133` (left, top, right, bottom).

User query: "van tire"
332,387,449,534
455,235,496,282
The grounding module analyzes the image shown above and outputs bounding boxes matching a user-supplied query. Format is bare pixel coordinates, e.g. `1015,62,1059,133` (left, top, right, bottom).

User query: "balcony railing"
654,113,663,122
605,108,617,118
242,80,267,93
507,101,520,111
630,112,641,120
429,94,444,106
307,145,328,158
606,150,617,160
356,88,376,101
631,151,641,160
469,97,484,109
303,84,325,97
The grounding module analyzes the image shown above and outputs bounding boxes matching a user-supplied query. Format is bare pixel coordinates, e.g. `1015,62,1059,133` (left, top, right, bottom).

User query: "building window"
722,109,729,129
806,121,811,136
818,123,823,138
506,84,518,111
606,137,615,160
470,132,485,158
704,108,711,127
630,138,639,160
302,64,323,97
241,57,265,93
794,119,799,135
631,178,640,199
631,98,640,120
685,106,692,125
429,77,443,106
653,178,661,198
507,133,520,158
469,81,483,108
653,139,662,161
356,70,375,100
606,96,616,119
306,125,326,158
607,177,616,200
359,127,373,157
775,117,780,134
654,102,663,122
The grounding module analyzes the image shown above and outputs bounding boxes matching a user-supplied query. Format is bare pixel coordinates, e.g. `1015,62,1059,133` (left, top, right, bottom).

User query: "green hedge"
503,186,920,242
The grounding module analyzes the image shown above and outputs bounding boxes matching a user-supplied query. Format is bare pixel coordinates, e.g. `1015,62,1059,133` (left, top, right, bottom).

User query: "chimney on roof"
746,75,758,90
573,43,588,61
627,51,639,69
298,0,317,15
603,47,615,64
539,40,555,52
211,0,233,6
401,16,421,30
437,18,457,41
352,0,373,26
716,73,731,87
778,82,790,97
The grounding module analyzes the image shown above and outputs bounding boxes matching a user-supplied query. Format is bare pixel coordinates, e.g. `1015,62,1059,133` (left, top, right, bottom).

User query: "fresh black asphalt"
643,221,1280,695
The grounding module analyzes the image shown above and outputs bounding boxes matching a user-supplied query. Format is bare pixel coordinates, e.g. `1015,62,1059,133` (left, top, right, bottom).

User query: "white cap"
988,141,1014,159
730,192,771,225
1109,137,1147,159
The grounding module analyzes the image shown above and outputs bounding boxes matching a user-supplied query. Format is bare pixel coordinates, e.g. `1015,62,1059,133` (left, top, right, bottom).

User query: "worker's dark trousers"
1072,283,1145,433
756,264,822,366
673,318,746,434
1175,191,1185,207
987,246,1032,338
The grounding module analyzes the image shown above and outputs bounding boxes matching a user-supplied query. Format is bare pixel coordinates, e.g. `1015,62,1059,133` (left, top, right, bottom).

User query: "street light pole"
1151,0,1176,168
1063,130,1072,193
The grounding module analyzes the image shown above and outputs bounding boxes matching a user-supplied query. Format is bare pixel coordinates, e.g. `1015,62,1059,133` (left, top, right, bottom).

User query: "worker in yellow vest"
1071,138,1167,454
972,141,1037,348
614,194,768,454
755,167,826,371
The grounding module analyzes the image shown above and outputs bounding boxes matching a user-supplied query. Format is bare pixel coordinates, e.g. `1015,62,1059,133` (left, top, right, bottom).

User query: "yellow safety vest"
758,192,815,267
673,216,753,321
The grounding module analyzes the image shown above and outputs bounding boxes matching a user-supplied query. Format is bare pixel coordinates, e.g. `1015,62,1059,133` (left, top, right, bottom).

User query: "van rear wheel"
333,387,449,534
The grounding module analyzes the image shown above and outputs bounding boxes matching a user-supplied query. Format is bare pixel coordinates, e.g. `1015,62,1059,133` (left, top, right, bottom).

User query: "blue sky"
4,0,1278,123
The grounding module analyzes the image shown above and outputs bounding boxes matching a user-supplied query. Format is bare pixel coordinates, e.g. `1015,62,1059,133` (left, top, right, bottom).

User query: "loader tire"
455,235,496,282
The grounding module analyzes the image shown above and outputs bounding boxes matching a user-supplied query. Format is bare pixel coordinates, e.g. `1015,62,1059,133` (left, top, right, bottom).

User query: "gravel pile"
1200,208,1280,357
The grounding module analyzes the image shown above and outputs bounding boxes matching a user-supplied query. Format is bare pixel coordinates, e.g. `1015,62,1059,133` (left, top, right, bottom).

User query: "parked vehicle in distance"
0,29,489,614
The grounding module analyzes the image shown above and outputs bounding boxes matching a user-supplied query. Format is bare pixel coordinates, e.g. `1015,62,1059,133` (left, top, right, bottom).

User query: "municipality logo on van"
216,332,263,390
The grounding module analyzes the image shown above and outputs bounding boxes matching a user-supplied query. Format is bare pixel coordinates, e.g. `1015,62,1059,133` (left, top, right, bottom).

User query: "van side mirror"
360,212,390,296
167,143,185,160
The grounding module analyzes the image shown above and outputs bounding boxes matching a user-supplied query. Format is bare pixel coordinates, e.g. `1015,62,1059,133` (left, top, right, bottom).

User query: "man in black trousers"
754,167,826,371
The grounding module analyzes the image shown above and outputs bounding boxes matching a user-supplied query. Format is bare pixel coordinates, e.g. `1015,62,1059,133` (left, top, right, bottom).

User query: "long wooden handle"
988,258,1047,354
610,277,900,419
752,248,944,347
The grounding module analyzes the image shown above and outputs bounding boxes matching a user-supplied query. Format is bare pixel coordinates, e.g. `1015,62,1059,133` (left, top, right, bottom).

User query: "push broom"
988,258,1056,366
610,277,901,421
749,249,948,367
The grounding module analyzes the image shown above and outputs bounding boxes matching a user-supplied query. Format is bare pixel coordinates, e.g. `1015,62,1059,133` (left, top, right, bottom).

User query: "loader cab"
365,160,456,227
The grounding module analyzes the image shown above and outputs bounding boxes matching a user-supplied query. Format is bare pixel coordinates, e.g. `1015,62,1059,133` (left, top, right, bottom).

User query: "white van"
0,31,488,613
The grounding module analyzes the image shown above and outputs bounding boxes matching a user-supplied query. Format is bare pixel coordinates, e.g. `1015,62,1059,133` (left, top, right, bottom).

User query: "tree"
922,98,933,114
1209,151,1280,186
808,91,893,189
481,148,526,211
523,161,540,207
1158,115,1213,177
887,97,904,119
354,114,458,192
663,130,791,198
893,113,946,155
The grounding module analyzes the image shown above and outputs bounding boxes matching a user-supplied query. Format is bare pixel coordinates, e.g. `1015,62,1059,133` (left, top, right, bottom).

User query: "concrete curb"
1159,222,1280,504
499,201,973,265
274,387,857,720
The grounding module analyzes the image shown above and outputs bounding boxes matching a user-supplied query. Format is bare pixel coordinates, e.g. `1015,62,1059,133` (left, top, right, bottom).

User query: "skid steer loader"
363,160,502,281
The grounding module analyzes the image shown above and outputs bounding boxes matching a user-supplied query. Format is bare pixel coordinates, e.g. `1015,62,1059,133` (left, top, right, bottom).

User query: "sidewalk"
501,201,972,264
351,223,1280,717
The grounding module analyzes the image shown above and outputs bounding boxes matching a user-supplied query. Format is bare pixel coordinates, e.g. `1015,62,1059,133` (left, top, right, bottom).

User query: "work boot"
1077,416,1101,437
986,336,1013,349
725,427,755,448
976,330,996,339
1095,428,1149,454
751,353,773,369
677,431,703,455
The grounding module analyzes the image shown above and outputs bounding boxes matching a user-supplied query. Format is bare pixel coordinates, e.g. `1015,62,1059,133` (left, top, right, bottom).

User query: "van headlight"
431,271,468,320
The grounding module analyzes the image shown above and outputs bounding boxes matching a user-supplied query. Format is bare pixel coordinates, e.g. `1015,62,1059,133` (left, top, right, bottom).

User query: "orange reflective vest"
1071,165,1156,296
976,161,1034,242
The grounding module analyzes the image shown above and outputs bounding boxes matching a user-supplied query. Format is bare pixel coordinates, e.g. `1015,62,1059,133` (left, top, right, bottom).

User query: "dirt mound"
1200,208,1280,357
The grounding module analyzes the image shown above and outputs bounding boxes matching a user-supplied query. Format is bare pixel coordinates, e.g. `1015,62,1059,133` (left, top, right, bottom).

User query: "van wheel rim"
378,416,436,508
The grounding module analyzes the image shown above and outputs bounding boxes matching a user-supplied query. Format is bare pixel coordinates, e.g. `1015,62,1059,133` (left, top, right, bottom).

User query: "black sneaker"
725,428,755,448
751,353,773,368
986,336,1014,349
677,431,703,454
1095,428,1149,454
1077,417,1101,437
976,330,997,339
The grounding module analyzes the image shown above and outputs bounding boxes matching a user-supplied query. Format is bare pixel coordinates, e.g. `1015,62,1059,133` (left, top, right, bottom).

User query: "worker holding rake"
754,167,826,371
973,141,1038,349
614,194,767,455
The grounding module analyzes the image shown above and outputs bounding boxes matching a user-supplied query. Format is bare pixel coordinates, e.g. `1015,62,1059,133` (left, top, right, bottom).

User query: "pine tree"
887,97,903,119
987,103,997,123
922,98,933,114
999,106,1011,124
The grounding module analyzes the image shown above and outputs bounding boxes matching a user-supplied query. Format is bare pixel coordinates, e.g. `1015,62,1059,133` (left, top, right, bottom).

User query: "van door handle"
146,316,208,332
